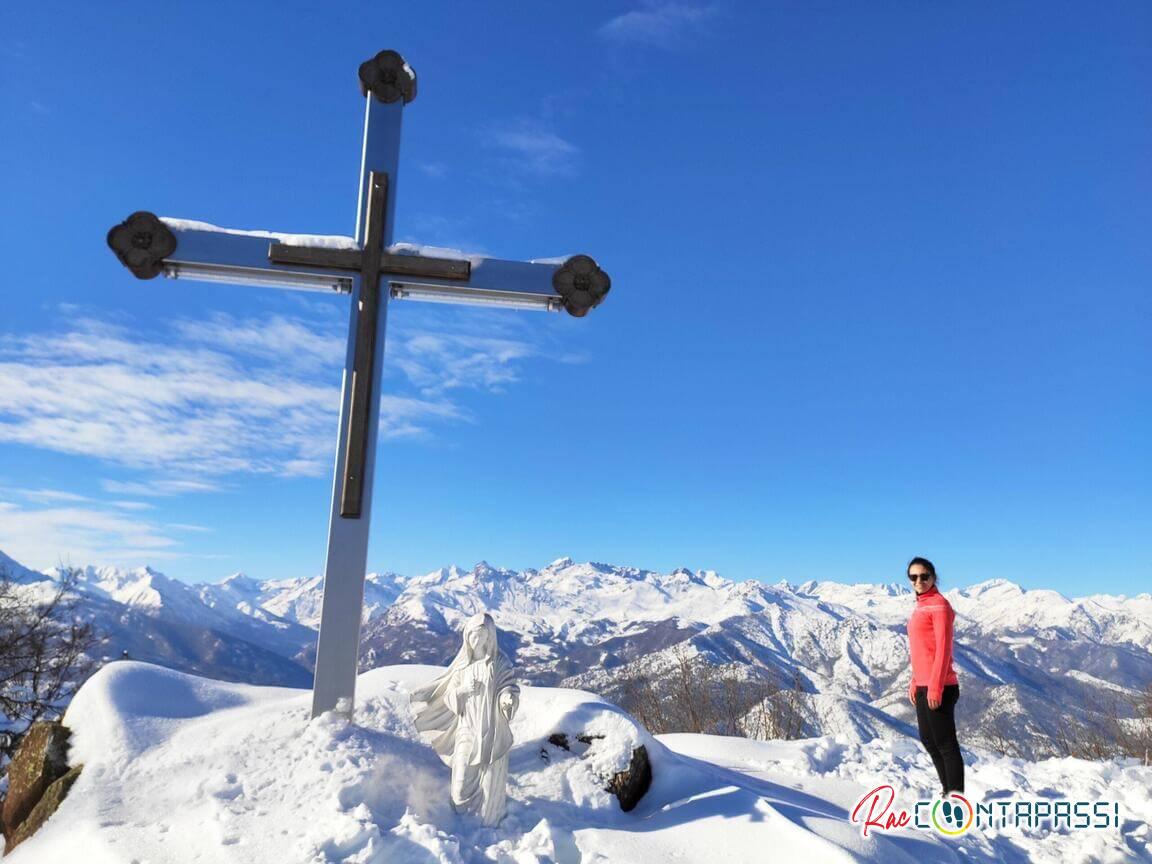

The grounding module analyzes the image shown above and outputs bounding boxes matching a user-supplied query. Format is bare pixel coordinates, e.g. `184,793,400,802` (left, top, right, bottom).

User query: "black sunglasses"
908,573,933,582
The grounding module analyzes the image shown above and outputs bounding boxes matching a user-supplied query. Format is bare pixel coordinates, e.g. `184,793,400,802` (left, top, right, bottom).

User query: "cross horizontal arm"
389,257,571,311
269,242,472,282
108,213,610,316
266,241,599,313
156,219,357,293
384,248,610,317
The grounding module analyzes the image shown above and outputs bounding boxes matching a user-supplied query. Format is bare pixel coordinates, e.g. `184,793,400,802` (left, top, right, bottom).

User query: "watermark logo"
927,793,974,836
849,784,1120,839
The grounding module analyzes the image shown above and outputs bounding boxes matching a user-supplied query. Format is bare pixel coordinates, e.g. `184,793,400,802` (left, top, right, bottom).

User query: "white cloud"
485,126,580,178
101,478,225,497
0,315,457,482
599,1,718,48
0,308,570,491
170,313,343,371
389,330,538,395
17,488,90,504
3,488,152,511
0,500,183,570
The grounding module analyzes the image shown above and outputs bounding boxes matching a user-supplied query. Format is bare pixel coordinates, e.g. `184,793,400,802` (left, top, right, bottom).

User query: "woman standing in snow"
906,556,964,797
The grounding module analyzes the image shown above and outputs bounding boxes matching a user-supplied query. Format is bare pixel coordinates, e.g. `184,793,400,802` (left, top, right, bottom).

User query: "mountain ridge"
5,549,1151,759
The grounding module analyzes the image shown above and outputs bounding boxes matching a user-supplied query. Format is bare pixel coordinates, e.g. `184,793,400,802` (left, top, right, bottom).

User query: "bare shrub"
744,668,810,741
0,567,97,760
615,644,809,739
1046,685,1152,763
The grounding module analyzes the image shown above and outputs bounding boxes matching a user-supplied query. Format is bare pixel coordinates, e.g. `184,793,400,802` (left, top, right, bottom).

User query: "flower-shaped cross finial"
553,255,611,317
106,211,178,279
358,50,417,104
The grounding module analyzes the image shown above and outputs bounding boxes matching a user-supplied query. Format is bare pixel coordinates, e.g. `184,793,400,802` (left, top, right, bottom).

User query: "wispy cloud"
599,1,718,48
9,488,152,512
101,478,225,497
419,161,448,179
484,125,580,178
170,313,343,372
17,488,89,504
0,307,571,490
389,330,538,396
0,499,183,570
0,316,341,480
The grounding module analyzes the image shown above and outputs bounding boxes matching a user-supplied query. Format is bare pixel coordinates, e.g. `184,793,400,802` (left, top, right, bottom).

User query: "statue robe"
412,648,519,824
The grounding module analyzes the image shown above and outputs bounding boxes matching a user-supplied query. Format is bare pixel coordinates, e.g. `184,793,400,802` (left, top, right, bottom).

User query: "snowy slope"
9,560,316,687
659,733,1152,864
229,570,407,631
10,662,1150,863
0,549,50,584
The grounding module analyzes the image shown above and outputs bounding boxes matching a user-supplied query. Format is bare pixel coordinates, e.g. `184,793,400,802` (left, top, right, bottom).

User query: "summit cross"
107,49,611,719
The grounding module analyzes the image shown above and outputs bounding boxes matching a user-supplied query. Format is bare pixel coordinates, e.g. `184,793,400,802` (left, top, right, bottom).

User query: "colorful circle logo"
931,794,974,835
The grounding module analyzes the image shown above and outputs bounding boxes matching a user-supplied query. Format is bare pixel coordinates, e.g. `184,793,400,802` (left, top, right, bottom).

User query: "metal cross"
107,49,611,719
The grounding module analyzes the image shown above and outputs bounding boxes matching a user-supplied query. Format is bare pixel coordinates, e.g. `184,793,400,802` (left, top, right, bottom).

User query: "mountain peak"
967,578,1025,595
0,549,49,583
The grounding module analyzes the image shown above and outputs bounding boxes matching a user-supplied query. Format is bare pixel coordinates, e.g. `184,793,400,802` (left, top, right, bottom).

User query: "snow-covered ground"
8,663,1150,863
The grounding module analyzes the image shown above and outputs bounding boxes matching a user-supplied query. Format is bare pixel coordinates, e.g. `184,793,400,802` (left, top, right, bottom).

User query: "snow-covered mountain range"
5,550,1151,759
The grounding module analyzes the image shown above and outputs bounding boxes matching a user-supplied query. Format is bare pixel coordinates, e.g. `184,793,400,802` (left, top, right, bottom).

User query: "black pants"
914,684,964,794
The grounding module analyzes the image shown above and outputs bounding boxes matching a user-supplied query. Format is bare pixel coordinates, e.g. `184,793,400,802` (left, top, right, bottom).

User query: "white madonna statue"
411,612,520,826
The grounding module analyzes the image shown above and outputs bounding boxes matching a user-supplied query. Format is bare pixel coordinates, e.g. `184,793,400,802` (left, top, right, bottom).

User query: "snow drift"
7,663,897,863
8,662,1149,862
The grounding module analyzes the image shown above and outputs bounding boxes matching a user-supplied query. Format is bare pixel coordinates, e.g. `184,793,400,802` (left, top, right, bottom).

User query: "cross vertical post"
311,57,407,718
106,49,611,724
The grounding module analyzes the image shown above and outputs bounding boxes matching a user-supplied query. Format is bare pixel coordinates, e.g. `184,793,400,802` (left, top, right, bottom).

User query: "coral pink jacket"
907,583,959,702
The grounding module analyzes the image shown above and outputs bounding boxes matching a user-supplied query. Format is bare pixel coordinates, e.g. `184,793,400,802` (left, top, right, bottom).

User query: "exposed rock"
544,732,606,753
607,744,651,812
6,764,83,854
546,732,571,751
1,723,71,842
541,733,651,811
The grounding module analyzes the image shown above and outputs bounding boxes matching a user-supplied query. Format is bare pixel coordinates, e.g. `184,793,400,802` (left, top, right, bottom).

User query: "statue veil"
410,612,520,825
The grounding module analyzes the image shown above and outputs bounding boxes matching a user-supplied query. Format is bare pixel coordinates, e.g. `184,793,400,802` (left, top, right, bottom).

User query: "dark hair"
907,556,938,584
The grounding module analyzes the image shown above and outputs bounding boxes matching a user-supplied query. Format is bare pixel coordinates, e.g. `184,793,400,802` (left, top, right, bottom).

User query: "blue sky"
1,2,1148,596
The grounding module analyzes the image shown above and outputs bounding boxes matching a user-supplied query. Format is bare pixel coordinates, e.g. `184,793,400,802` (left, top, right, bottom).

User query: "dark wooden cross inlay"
269,170,470,518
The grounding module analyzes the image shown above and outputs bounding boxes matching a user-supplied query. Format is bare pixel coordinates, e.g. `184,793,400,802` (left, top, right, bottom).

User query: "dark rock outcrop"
1,723,71,841
540,733,651,812
6,764,83,854
607,744,651,812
